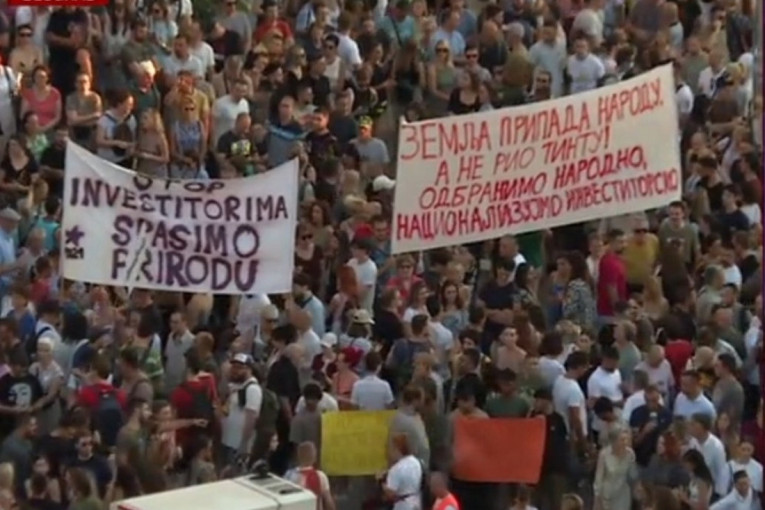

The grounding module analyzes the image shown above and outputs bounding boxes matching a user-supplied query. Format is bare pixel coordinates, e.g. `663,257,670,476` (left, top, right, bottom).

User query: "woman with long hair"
440,281,467,338
448,70,481,115
66,468,102,510
99,0,132,90
134,108,169,177
426,41,457,117
678,449,713,509
642,276,669,321
294,222,324,295
0,135,37,198
386,254,422,309
562,251,597,331
168,97,207,180
20,66,61,135
147,0,178,60
305,201,333,252
594,429,638,510
402,280,429,325
19,111,49,161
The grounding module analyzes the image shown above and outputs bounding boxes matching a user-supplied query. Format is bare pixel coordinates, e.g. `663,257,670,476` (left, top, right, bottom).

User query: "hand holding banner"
321,410,395,476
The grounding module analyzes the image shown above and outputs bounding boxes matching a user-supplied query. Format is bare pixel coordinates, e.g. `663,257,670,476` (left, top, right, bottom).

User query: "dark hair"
439,281,464,310
68,468,95,498
682,449,714,484
303,382,323,401
565,351,589,370
119,347,141,370
539,331,564,357
514,263,532,290
690,412,712,431
425,295,441,317
411,314,429,336
272,324,297,345
461,347,481,369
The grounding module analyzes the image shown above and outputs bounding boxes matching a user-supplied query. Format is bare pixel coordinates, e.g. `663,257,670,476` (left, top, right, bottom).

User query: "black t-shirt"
453,372,487,409
328,113,358,149
478,280,517,342
39,144,66,197
28,497,65,510
700,177,724,211
266,356,301,439
216,130,252,159
45,9,86,92
305,75,332,109
66,455,112,498
448,89,480,115
0,373,43,435
2,155,39,187
629,405,673,466
532,410,568,473
305,130,341,169
718,208,750,242
37,433,76,477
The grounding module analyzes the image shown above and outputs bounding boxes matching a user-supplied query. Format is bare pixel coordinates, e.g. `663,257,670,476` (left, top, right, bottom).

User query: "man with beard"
222,354,262,467
597,229,628,326
120,18,155,82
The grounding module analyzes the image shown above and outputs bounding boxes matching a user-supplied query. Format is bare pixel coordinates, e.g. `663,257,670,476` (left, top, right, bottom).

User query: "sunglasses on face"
18,32,32,38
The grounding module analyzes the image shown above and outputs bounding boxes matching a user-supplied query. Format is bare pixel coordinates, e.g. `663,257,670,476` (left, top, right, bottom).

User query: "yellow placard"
320,410,395,476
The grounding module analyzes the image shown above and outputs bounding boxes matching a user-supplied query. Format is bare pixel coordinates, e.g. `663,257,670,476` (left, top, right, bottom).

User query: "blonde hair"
141,108,166,135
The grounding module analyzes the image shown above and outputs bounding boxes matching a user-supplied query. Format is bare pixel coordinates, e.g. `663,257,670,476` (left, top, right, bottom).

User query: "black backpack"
94,387,125,448
181,382,215,426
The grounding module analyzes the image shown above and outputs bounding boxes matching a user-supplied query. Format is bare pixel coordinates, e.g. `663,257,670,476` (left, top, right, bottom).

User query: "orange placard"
452,417,546,484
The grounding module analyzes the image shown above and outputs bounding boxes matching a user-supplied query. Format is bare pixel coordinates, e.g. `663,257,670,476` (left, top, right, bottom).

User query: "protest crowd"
0,0,759,508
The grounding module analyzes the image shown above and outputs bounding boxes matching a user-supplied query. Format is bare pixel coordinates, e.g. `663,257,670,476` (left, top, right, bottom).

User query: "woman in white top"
383,434,423,510
322,34,345,92
593,429,638,510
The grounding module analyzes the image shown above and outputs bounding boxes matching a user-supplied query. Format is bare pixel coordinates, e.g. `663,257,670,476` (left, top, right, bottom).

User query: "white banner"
392,65,682,254
62,143,299,294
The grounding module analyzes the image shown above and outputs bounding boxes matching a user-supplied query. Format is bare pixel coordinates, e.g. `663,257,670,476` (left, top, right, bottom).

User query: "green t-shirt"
484,393,530,418
69,496,102,510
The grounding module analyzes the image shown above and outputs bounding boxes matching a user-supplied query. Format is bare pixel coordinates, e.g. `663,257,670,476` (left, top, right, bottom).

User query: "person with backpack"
117,348,155,406
221,353,261,468
386,314,433,393
75,354,127,450
284,441,335,510
170,348,218,463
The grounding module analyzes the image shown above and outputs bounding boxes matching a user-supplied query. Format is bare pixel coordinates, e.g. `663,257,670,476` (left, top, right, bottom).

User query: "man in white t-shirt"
347,238,378,313
566,35,605,94
553,351,590,443
211,80,250,147
221,354,262,462
164,34,206,84
587,346,624,432
188,21,215,78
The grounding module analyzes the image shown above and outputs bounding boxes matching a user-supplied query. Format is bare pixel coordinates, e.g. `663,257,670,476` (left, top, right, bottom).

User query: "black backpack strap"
237,380,254,408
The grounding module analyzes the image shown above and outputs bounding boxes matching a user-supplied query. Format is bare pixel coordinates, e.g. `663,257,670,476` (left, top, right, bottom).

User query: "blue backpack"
94,388,124,448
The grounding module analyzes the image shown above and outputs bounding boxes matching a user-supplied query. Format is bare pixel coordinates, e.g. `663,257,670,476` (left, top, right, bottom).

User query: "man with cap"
222,353,262,465
0,207,28,299
351,117,389,165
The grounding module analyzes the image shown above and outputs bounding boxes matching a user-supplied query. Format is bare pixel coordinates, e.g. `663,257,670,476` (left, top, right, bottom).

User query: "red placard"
452,417,546,484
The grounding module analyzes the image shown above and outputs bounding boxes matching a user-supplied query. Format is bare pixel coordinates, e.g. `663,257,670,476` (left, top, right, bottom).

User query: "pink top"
22,86,61,128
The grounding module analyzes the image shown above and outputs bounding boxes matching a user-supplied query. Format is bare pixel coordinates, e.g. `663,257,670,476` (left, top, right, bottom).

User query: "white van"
111,474,317,510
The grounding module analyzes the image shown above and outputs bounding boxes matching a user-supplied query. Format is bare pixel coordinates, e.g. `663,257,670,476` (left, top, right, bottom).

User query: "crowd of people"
0,0,758,509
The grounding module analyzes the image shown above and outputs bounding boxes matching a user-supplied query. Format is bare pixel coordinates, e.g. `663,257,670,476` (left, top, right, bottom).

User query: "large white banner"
62,143,299,294
392,65,682,254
